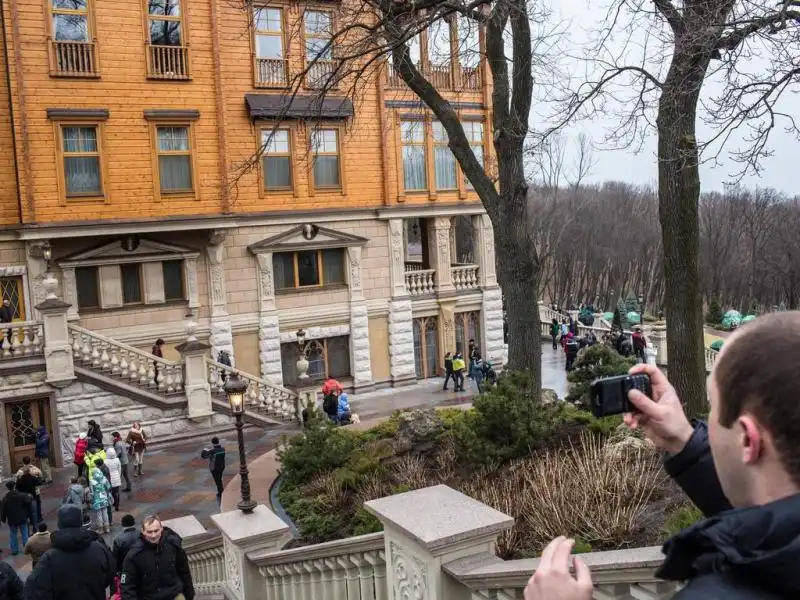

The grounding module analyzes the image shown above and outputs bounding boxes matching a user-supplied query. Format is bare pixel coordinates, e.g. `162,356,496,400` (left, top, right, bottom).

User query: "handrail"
68,324,180,368
250,532,384,565
0,320,43,358
205,357,297,400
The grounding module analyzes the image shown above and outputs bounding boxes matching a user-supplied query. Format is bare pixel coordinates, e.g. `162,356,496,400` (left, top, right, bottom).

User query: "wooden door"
413,316,439,379
5,398,51,471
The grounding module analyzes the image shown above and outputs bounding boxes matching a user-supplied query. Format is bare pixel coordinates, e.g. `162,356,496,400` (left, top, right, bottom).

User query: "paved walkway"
2,354,569,572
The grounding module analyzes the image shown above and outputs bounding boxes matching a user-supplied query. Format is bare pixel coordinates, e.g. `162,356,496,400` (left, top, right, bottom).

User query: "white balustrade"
185,534,226,598
705,346,718,371
68,324,183,394
206,358,298,421
0,321,43,359
252,532,387,600
404,269,436,296
451,264,480,291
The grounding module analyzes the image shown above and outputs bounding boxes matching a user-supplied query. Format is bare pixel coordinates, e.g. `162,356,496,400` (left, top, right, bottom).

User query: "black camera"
589,373,652,418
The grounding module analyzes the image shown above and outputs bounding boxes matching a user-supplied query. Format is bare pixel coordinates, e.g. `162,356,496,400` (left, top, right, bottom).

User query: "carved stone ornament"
210,264,225,306
208,229,227,246
349,251,362,290
256,253,275,300
390,541,427,600
223,537,242,594
390,220,403,272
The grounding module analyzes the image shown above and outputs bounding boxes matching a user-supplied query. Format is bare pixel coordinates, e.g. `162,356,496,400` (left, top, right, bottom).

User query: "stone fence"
180,485,679,600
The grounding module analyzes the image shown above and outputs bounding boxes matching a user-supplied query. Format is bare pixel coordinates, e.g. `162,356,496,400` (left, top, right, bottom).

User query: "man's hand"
624,363,694,455
523,537,593,600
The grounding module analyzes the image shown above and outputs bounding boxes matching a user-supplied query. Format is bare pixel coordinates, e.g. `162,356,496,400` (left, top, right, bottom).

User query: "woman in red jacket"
73,432,89,478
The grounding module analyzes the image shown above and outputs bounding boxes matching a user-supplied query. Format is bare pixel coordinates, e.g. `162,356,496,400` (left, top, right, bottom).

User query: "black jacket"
24,527,115,600
659,421,800,599
112,527,139,573
0,490,32,526
121,528,194,600
0,305,12,324
0,562,22,600
201,444,225,473
444,357,453,374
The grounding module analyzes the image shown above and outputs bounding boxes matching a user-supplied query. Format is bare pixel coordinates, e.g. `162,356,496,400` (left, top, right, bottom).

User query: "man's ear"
739,414,764,465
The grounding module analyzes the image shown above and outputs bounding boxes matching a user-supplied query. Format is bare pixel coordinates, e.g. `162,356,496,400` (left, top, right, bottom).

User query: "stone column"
211,506,292,600
428,216,454,295
184,256,200,309
650,325,667,366
36,274,75,388
253,252,283,386
26,243,49,321
473,215,504,367
347,246,373,390
388,219,417,386
438,301,456,369
60,267,80,321
365,485,514,600
176,336,213,419
206,239,234,366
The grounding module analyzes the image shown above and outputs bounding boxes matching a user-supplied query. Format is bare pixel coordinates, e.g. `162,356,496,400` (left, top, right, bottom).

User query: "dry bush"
432,433,458,483
300,472,340,498
355,473,392,505
519,433,664,550
391,454,430,490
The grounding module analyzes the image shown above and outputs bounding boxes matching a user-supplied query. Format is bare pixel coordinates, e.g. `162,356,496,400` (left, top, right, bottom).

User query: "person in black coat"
0,560,23,600
112,515,139,575
525,314,800,600
87,420,103,446
201,438,226,499
0,481,32,555
24,504,115,600
121,516,194,600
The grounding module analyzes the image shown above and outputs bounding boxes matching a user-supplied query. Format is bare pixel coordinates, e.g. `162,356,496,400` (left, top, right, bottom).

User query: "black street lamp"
224,373,257,514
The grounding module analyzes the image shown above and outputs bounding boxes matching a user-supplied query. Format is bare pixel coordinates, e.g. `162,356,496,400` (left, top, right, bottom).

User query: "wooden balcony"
461,66,482,91
146,44,191,80
386,62,483,92
427,64,452,90
306,60,338,89
254,57,288,88
48,39,99,78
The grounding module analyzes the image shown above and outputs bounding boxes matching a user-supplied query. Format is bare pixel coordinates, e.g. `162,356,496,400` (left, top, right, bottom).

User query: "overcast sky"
528,0,797,194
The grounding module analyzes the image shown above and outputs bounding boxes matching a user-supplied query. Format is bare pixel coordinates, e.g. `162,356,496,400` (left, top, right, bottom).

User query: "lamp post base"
237,499,258,514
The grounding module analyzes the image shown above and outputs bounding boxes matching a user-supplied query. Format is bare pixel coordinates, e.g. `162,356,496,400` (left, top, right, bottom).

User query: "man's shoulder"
677,573,784,600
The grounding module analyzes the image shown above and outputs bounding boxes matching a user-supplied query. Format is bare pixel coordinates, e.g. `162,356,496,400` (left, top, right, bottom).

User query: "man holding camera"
525,311,800,600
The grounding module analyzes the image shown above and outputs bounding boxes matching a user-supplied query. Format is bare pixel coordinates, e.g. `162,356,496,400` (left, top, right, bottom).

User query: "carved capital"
208,229,228,246
255,252,275,312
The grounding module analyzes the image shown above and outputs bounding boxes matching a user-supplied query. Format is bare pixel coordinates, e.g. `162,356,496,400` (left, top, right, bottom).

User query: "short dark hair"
37,522,48,533
469,338,475,343
5,480,14,491
715,312,800,485
112,431,120,438
121,514,135,527
211,437,219,444
156,338,165,345
22,456,30,465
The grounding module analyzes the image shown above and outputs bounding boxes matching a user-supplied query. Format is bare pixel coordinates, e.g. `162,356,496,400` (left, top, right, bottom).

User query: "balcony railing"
306,60,337,89
427,64,452,90
451,264,479,290
386,62,482,91
0,321,43,359
462,65,482,90
405,269,436,296
48,39,99,77
255,57,288,88
146,44,190,80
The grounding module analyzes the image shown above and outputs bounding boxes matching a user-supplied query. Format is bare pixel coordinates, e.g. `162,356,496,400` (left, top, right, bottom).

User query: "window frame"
273,248,347,293
309,126,342,191
397,116,429,197
47,0,94,44
462,118,485,193
162,260,185,302
302,8,337,90
145,0,186,47
432,121,458,191
307,122,346,195
120,263,144,306
75,266,100,310
149,121,199,201
53,120,108,204
0,276,26,321
281,334,351,385
252,6,287,88
258,124,296,195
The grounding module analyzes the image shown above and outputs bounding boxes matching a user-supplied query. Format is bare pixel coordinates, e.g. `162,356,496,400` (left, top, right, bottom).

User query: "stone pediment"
248,225,368,254
59,238,200,267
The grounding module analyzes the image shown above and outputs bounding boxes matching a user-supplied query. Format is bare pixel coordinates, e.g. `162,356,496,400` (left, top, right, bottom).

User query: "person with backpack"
15,456,43,526
550,318,560,350
337,392,352,425
201,437,226,499
470,354,485,391
564,333,579,371
63,476,87,522
322,389,340,423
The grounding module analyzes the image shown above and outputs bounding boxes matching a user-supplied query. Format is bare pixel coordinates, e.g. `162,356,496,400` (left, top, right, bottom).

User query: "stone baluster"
365,485,514,600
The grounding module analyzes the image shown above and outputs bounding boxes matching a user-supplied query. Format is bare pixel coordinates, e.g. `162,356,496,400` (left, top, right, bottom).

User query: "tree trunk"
657,79,708,418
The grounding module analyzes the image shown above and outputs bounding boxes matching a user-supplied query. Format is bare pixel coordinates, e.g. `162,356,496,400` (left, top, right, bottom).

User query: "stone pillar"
211,506,292,600
176,337,213,419
650,325,667,366
184,256,200,309
206,239,234,366
428,216,453,295
36,274,75,388
253,252,283,386
60,267,80,321
388,219,417,386
472,214,497,288
26,243,49,321
438,300,456,368
347,246,373,390
365,485,514,600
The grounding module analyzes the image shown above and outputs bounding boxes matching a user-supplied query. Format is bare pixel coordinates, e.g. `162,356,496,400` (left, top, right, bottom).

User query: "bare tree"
549,0,800,416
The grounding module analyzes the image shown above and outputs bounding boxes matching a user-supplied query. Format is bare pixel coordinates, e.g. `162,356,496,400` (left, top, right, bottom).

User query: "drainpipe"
0,0,23,224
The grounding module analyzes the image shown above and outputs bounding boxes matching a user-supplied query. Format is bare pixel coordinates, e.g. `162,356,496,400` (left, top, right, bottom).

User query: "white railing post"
212,505,292,600
650,325,668,366
177,339,214,419
365,485,514,600
36,274,75,388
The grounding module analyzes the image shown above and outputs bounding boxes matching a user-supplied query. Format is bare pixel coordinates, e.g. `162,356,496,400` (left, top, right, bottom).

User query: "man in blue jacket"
35,426,51,484
525,311,800,600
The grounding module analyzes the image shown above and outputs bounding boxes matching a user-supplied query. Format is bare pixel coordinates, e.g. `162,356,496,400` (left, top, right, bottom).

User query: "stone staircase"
68,324,299,428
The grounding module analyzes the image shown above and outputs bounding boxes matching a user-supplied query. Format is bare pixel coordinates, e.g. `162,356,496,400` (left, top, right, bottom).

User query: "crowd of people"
550,313,650,371
443,339,497,392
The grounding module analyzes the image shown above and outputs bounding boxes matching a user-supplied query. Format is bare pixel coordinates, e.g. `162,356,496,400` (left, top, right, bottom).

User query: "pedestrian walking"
74,432,89,478
451,353,466,392
24,504,115,600
442,352,455,391
550,318,560,350
15,456,42,525
89,464,112,534
34,426,51,484
152,338,165,385
201,437,226,499
0,559,22,600
0,480,32,555
121,515,194,600
62,476,87,522
470,355,485,391
112,432,132,492
105,448,122,512
126,421,147,477
23,522,52,567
